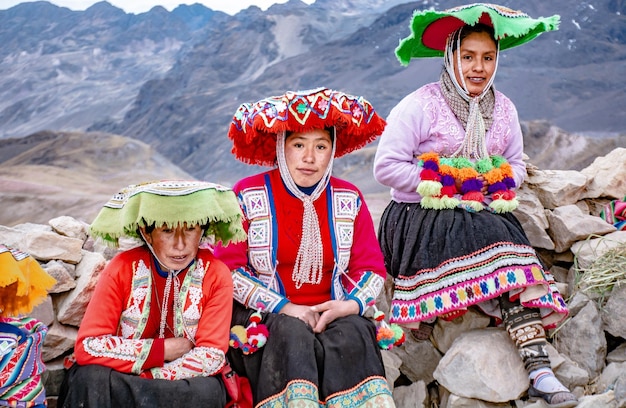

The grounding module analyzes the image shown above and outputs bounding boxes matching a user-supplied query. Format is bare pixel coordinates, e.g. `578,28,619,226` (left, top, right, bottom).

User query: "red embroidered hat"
228,87,386,166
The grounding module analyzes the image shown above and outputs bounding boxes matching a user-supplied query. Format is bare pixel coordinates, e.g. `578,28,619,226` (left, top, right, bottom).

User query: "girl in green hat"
374,4,577,407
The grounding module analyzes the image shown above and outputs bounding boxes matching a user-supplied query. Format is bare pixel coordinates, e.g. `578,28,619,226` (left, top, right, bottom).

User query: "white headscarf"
444,26,500,159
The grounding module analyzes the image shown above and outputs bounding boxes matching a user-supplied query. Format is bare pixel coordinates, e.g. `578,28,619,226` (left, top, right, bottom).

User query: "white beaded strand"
445,27,499,160
276,130,336,289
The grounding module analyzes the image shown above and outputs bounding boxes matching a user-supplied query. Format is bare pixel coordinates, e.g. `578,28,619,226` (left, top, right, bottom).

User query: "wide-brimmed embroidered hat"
228,87,386,166
396,3,560,64
0,244,56,317
89,180,246,247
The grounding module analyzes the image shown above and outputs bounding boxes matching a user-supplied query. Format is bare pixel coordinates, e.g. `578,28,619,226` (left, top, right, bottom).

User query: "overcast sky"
0,0,315,15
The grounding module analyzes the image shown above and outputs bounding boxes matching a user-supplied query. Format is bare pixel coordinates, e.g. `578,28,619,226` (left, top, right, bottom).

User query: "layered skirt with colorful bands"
378,155,569,330
228,303,395,408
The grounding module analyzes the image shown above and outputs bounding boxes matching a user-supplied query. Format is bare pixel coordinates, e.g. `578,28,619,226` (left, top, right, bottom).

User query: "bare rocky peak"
0,0,624,203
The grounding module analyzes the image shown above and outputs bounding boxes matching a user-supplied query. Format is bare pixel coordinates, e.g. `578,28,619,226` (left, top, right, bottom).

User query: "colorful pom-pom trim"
415,152,518,213
229,310,269,355
373,307,405,350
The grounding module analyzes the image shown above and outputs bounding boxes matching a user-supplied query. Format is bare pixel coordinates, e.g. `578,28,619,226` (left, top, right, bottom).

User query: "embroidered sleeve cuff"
143,338,164,370
233,269,286,312
272,298,290,313
347,272,385,315
345,293,365,315
148,347,225,380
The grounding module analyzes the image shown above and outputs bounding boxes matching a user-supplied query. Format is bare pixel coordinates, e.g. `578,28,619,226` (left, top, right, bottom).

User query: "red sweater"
74,247,232,379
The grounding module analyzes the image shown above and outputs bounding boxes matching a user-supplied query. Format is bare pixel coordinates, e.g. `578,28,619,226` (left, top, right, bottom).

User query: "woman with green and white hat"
59,180,247,407
374,4,577,407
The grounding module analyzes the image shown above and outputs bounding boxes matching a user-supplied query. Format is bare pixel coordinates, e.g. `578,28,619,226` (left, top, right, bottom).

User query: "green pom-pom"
439,196,460,209
489,198,519,213
417,180,442,197
420,196,439,209
451,157,473,169
491,155,507,168
391,324,405,346
475,158,493,174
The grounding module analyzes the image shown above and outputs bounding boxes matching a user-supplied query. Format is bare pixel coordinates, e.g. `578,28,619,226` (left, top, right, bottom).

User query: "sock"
529,367,569,393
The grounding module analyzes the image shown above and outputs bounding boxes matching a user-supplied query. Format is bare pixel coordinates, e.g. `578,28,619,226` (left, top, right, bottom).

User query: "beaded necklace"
276,130,336,289
152,269,181,338
444,27,499,160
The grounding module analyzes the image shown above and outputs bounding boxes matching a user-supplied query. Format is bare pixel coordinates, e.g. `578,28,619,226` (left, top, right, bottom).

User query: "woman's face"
453,30,497,96
284,128,333,187
141,223,202,271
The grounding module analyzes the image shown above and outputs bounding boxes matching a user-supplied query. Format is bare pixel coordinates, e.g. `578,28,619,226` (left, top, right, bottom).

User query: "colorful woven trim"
228,87,386,166
0,245,56,317
416,152,518,213
396,3,560,64
600,197,626,230
389,242,570,329
0,317,48,406
89,180,246,247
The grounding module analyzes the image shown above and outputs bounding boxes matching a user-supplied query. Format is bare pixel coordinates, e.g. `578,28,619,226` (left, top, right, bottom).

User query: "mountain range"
0,0,625,224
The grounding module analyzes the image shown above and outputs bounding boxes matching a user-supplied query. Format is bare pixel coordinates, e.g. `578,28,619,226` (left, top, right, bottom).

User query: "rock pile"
1,147,625,408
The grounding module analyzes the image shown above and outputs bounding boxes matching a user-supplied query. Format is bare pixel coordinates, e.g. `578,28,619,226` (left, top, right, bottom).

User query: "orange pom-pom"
483,168,503,185
499,162,513,178
457,167,479,181
439,164,456,177
418,152,440,163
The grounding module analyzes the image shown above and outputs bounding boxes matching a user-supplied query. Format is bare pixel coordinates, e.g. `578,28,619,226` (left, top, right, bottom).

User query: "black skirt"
378,201,568,328
228,303,395,407
58,363,226,408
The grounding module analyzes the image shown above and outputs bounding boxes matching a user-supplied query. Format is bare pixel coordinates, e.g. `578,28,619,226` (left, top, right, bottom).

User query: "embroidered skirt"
229,303,395,408
378,201,569,329
58,363,227,408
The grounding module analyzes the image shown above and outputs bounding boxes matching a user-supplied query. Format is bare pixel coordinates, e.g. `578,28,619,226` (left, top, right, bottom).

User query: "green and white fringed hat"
90,180,246,247
396,3,560,64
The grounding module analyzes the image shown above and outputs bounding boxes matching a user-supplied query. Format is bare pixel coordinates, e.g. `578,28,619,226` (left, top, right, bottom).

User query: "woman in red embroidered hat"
214,87,398,407
58,180,247,408
373,3,577,407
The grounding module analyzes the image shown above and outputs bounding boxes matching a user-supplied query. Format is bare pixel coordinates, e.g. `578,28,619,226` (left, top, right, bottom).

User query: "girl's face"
284,128,333,187
453,30,497,96
141,223,202,271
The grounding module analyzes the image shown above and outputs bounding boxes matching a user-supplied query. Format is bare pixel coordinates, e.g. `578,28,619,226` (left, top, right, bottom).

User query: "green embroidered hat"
89,180,246,247
396,3,560,64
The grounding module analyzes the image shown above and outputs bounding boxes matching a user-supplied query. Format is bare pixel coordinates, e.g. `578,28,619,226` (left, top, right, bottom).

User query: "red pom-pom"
249,312,262,324
247,324,269,348
419,168,440,182
462,191,484,202
492,190,516,201
440,185,457,197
